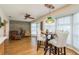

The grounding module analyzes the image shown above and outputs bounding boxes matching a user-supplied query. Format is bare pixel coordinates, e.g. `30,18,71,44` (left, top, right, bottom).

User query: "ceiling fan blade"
24,17,27,19
28,16,35,19
24,13,35,20
24,16,34,19
24,14,30,19
28,17,35,19
25,14,30,17
45,4,55,9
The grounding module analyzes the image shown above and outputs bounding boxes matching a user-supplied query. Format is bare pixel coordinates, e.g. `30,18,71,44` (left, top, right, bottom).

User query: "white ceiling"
0,4,66,22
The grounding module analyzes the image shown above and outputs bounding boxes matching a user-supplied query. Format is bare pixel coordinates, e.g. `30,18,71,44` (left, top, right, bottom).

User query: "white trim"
0,36,8,44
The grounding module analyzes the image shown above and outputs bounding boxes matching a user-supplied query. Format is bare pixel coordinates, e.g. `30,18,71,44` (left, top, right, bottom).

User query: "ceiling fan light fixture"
24,13,35,19
44,4,55,9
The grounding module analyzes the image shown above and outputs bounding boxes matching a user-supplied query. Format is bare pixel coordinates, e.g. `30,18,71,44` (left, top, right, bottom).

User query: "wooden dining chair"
37,34,46,51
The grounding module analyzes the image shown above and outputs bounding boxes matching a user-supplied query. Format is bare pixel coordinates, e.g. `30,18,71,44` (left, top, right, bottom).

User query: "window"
73,12,79,49
56,13,79,51
57,16,72,45
31,23,37,36
37,23,41,35
43,16,72,45
42,12,79,51
43,20,56,32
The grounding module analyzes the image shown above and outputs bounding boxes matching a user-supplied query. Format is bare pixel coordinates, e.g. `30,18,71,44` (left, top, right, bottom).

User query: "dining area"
37,29,69,55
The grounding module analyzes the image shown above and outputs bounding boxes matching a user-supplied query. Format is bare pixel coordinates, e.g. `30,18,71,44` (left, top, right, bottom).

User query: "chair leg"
58,48,60,55
37,41,40,51
55,46,57,55
39,41,41,45
44,44,48,55
49,44,52,55
64,47,66,55
37,41,39,51
44,47,48,55
60,48,62,55
57,47,66,55
49,48,51,55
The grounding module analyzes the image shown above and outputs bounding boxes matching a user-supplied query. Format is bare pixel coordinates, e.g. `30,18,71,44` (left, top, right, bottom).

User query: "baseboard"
66,44,79,54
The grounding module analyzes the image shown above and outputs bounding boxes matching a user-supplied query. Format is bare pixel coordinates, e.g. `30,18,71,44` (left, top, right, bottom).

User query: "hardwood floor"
5,37,78,55
0,43,4,55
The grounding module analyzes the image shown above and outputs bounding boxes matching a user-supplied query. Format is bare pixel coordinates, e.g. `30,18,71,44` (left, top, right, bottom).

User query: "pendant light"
44,4,55,24
46,16,54,24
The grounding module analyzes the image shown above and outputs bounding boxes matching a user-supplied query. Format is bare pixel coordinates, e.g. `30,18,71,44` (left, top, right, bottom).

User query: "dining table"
41,31,57,55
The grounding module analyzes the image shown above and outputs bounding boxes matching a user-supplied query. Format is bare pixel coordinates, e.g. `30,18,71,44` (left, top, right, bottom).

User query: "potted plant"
0,20,7,28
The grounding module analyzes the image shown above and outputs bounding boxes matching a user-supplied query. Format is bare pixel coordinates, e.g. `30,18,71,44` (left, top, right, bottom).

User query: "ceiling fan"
24,13,35,19
44,4,55,9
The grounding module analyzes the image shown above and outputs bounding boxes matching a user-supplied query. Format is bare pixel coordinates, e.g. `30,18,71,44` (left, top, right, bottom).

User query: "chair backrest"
55,30,69,47
41,34,46,39
37,31,46,40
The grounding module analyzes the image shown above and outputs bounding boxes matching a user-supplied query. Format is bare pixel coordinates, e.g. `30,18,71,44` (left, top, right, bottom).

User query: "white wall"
0,8,9,38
